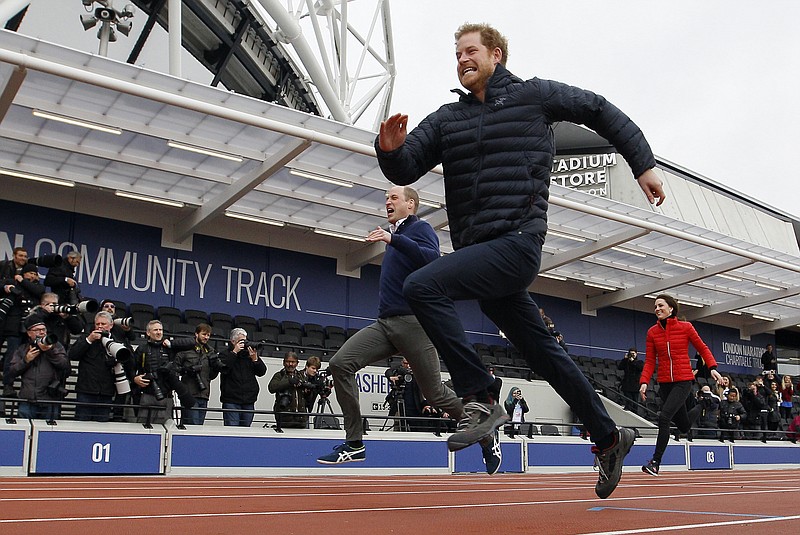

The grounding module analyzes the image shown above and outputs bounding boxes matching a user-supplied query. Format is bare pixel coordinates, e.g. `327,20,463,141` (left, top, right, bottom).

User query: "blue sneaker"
317,443,366,465
479,429,502,475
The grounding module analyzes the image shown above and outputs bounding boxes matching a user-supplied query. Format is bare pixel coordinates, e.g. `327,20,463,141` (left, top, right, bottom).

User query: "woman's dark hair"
655,293,679,318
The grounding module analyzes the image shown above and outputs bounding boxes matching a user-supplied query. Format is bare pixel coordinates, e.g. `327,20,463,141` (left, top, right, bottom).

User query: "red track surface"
1,469,798,535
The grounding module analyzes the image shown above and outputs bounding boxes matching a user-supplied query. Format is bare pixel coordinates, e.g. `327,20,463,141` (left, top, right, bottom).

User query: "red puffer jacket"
641,317,717,385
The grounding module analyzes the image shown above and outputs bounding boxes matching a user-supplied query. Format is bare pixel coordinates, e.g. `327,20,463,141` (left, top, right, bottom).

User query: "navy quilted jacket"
375,64,656,249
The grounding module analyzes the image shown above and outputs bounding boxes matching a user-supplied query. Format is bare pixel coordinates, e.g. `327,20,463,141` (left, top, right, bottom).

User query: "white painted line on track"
578,514,800,534
0,487,797,524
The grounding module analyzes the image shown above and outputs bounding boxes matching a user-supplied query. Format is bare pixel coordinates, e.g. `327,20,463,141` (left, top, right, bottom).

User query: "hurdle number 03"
706,451,715,463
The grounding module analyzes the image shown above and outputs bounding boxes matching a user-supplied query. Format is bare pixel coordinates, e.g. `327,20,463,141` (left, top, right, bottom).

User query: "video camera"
302,368,333,398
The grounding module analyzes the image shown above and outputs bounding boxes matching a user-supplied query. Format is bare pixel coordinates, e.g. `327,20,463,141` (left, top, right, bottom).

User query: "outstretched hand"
710,368,725,385
639,383,648,402
378,113,409,152
637,168,666,206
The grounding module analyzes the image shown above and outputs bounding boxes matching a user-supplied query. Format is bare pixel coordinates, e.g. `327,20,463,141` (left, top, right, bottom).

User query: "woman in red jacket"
639,294,723,476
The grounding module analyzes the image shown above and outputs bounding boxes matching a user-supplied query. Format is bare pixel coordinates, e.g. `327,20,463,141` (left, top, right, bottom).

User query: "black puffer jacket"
376,64,656,249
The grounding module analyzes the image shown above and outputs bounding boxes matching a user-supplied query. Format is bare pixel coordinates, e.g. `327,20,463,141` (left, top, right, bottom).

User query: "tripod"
312,394,340,429
381,385,409,432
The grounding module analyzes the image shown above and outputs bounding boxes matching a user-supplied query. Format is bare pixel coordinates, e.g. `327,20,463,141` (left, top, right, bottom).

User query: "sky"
8,0,800,219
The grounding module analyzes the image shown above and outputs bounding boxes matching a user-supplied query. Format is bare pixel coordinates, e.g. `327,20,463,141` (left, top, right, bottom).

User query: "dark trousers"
652,381,694,463
403,230,616,443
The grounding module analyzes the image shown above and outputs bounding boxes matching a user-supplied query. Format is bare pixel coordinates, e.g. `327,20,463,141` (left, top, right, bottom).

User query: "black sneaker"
317,443,366,464
592,427,636,499
447,401,509,452
642,459,660,477
479,429,502,475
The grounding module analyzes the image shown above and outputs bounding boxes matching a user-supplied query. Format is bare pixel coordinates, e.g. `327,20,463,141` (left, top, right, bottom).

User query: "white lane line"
0,487,797,524
578,514,800,534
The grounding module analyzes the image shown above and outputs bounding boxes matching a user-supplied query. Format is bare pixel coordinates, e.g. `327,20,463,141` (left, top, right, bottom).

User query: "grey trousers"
329,315,464,442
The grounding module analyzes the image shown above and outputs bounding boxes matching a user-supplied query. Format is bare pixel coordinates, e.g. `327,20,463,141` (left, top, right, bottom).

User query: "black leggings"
652,381,697,463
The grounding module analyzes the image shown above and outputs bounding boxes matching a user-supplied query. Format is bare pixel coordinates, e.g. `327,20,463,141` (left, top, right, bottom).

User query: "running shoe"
317,442,366,464
593,427,636,499
642,459,659,477
479,428,502,475
447,401,509,452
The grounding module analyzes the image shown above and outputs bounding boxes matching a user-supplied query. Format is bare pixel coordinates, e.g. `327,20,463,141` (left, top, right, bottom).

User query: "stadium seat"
234,315,258,332
184,309,209,326
209,312,233,332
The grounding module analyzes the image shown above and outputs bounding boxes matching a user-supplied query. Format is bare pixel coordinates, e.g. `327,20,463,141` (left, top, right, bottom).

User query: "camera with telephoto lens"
143,372,166,401
0,296,14,323
100,333,132,366
114,317,134,328
51,299,99,315
33,333,58,347
181,364,207,391
276,391,293,411
112,361,131,395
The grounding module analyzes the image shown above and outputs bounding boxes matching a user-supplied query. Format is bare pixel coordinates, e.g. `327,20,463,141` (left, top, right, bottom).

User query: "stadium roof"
1,30,800,339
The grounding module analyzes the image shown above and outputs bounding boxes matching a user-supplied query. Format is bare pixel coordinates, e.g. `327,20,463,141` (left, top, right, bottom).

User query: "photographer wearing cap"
131,320,196,424
218,328,267,427
268,351,308,429
68,311,133,421
1,260,45,398
8,315,69,420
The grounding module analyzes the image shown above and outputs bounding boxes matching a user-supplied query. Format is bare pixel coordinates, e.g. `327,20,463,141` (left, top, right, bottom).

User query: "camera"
112,361,130,395
100,335,132,363
114,317,134,328
181,364,207,391
30,254,62,269
276,391,293,411
143,372,166,401
0,297,15,323
51,299,99,315
33,333,58,347
46,377,69,399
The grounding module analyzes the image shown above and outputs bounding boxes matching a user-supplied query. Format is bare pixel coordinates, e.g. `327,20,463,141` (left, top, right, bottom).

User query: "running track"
1,469,798,534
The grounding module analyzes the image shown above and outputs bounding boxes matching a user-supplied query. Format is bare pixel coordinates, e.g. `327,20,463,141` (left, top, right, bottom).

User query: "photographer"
44,251,81,305
718,388,745,442
68,311,132,422
132,320,196,424
617,348,643,413
2,262,46,398
268,351,308,429
218,328,267,427
503,387,529,436
690,385,720,438
8,316,70,420
385,358,425,431
174,323,222,425
28,293,86,350
300,356,326,411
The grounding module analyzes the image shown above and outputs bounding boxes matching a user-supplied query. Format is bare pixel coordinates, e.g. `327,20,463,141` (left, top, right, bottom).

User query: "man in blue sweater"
317,186,501,474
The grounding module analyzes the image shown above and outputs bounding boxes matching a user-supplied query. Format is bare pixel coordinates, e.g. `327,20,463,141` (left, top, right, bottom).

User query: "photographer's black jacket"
1,278,44,336
132,337,194,396
218,348,266,405
68,330,132,397
44,263,78,304
174,342,219,399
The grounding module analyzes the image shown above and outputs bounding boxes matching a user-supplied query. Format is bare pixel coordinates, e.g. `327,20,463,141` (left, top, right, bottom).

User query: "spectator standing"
617,348,643,412
374,22,658,498
268,351,308,429
174,323,221,425
761,344,777,373
218,328,266,427
779,375,795,420
639,294,723,476
503,387,529,435
8,315,70,420
300,356,324,413
741,381,768,442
